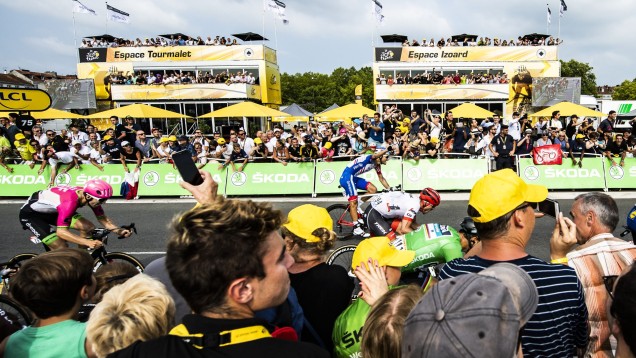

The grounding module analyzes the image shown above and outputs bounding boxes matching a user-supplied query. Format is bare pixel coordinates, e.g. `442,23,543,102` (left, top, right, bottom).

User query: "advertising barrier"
518,157,607,189
137,164,226,196
224,161,315,196
605,158,636,189
402,159,489,191
2,156,633,197
314,159,402,195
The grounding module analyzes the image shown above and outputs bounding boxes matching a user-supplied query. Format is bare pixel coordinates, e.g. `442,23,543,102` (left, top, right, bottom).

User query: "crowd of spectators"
401,35,564,47
2,109,635,178
376,71,508,85
106,70,257,86
80,35,240,48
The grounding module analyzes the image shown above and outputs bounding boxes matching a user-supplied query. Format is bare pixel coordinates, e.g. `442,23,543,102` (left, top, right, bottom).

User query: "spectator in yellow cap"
281,204,353,352
438,169,589,357
14,132,37,169
0,132,14,173
155,137,172,163
332,236,415,358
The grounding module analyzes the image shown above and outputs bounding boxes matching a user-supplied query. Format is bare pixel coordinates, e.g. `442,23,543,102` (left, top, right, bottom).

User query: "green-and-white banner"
518,157,606,189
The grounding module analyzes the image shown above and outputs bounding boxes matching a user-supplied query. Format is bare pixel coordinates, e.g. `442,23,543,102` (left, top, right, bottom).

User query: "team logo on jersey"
143,171,159,187
54,173,71,186
319,170,335,185
231,172,247,186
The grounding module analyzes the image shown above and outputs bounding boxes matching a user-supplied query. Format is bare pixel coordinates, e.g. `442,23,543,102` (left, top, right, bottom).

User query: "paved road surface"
1,197,634,264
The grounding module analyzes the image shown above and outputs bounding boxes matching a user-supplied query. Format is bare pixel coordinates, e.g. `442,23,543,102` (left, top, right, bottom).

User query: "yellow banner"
375,46,558,63
111,84,261,101
505,61,560,114
261,62,282,105
375,84,509,101
79,45,266,63
77,62,134,100
0,88,51,111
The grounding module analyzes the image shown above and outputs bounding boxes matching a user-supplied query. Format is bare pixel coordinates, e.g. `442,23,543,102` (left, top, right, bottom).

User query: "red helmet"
419,188,441,207
83,179,113,199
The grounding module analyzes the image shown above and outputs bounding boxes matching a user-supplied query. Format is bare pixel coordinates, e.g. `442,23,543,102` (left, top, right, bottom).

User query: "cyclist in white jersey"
365,188,441,240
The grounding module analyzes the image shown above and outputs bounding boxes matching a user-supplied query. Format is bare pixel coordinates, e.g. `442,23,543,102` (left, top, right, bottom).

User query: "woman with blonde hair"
282,204,354,352
360,285,423,358
86,274,175,358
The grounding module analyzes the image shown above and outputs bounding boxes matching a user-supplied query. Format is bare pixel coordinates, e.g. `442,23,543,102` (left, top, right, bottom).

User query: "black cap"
178,135,188,141
501,124,509,129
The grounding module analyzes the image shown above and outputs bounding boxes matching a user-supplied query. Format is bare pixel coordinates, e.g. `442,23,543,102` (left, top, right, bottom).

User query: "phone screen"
538,198,560,217
172,150,203,186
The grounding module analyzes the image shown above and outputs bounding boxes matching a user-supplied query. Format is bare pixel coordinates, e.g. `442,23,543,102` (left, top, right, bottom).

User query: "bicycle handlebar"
91,223,136,242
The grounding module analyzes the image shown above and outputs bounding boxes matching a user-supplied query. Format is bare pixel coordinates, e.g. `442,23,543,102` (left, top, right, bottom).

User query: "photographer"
464,124,483,158
516,129,535,156
451,117,469,156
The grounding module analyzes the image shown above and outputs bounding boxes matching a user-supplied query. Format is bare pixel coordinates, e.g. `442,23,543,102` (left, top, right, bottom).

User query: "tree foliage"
281,67,374,113
611,78,636,100
560,59,597,96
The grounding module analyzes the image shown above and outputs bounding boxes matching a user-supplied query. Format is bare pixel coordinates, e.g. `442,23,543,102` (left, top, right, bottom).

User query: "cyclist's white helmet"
83,179,113,199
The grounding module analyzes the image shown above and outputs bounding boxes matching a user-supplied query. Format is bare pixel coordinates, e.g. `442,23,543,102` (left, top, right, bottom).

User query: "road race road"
0,196,634,264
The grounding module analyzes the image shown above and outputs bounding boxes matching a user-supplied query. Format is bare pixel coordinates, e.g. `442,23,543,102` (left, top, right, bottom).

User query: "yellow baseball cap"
15,133,26,140
254,138,263,144
159,137,169,143
168,135,178,142
352,237,415,271
575,134,585,139
283,204,333,243
103,135,113,141
324,142,332,149
468,169,547,223
430,137,440,144
217,138,226,145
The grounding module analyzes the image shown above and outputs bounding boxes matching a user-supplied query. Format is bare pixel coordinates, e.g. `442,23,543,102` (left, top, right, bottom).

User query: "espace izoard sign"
374,46,558,62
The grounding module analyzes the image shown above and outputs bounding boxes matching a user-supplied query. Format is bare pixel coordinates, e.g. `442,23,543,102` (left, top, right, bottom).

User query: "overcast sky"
1,0,633,86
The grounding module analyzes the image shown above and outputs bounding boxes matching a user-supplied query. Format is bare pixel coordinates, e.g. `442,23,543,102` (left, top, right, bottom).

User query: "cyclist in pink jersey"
19,179,131,250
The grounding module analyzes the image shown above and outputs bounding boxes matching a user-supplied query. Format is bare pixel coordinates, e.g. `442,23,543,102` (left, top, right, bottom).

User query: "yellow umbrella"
87,103,191,119
315,103,376,122
529,101,605,118
272,115,310,123
447,103,494,119
0,108,84,119
198,101,290,118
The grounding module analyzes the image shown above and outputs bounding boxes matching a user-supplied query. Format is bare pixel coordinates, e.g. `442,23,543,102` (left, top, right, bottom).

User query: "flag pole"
105,2,108,33
262,0,266,47
72,11,78,49
558,10,562,40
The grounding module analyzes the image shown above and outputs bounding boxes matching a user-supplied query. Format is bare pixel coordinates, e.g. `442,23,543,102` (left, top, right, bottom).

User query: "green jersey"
391,223,463,273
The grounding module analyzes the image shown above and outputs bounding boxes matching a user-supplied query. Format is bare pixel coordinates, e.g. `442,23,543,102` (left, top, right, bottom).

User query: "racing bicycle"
1,223,145,295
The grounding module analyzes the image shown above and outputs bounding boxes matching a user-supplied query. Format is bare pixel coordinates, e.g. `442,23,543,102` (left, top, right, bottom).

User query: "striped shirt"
567,237,636,357
439,255,589,358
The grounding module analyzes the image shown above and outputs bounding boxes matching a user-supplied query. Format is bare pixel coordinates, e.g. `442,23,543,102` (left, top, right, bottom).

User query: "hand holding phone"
538,198,560,217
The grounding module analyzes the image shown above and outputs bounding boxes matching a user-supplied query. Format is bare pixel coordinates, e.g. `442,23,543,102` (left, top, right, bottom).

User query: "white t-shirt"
49,151,79,166
71,146,91,163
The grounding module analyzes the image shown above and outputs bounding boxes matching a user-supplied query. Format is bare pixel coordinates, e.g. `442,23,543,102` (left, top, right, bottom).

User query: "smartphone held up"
538,198,560,218
172,150,204,186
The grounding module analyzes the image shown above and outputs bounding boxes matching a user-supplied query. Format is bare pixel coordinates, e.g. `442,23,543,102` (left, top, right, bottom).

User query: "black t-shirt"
121,147,141,161
51,135,68,152
115,123,128,139
16,115,36,132
383,119,397,137
290,263,353,352
598,119,614,133
606,140,628,156
109,315,329,358
334,137,351,156
300,145,318,159
103,143,122,161
288,145,301,159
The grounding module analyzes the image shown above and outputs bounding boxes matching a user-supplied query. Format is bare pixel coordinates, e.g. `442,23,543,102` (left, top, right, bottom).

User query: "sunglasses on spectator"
515,202,537,212
603,275,618,300
238,132,245,136
137,132,145,136
47,133,55,136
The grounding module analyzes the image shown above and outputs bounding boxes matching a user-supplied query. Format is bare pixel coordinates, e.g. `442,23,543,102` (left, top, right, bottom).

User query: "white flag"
372,0,384,24
265,0,289,24
72,0,97,15
106,4,129,23
547,7,552,24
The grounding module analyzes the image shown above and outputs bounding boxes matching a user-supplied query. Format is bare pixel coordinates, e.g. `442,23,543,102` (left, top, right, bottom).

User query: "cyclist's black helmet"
459,217,478,236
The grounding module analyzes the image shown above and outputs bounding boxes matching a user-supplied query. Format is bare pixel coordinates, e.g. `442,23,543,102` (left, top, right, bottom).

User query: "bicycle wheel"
93,252,145,273
0,295,33,331
326,245,357,274
326,204,354,240
1,253,37,295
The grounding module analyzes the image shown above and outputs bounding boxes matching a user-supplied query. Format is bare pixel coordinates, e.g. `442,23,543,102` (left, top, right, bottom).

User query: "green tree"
560,59,597,96
611,78,636,100
281,66,374,113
